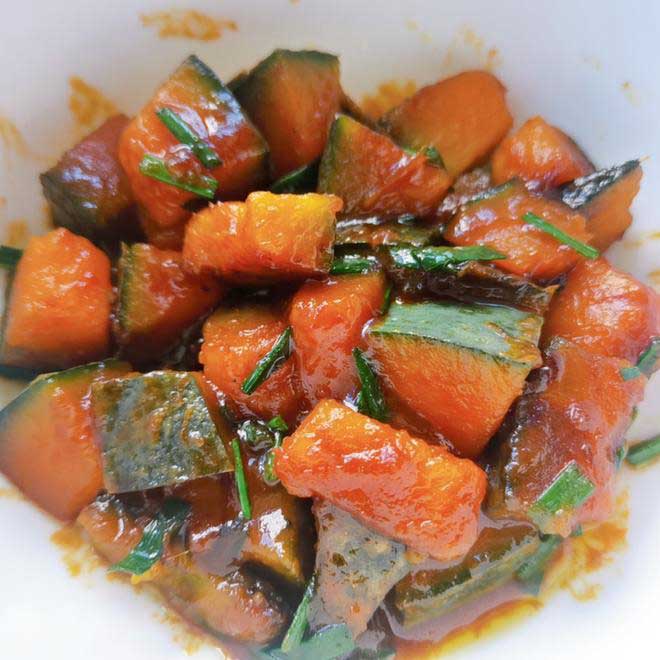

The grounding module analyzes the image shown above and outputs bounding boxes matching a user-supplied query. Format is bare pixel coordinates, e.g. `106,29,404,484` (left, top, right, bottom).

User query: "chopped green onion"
516,534,563,594
241,327,292,395
353,348,389,422
388,245,506,272
329,255,378,275
156,108,222,169
238,420,276,450
232,439,252,519
615,444,627,470
620,365,643,381
636,337,660,376
281,575,316,653
108,498,190,575
287,624,355,659
522,212,599,259
424,145,444,168
625,434,660,467
267,415,289,433
0,245,22,269
381,282,393,315
270,160,319,194
139,154,218,199
529,461,595,526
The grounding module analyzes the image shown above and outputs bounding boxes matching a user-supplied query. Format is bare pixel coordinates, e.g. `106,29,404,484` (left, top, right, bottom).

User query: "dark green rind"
381,254,555,315
335,215,437,247
392,525,540,628
369,301,543,368
560,160,641,210
233,49,340,97
92,371,232,493
0,360,131,431
309,500,410,637
270,161,320,194
317,114,352,195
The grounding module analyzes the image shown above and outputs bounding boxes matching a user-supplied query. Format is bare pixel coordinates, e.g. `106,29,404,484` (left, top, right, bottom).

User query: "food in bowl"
0,48,658,658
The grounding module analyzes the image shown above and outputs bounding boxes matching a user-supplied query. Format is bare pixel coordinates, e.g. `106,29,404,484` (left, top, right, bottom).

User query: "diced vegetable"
445,180,593,280
91,371,233,492
109,497,191,574
625,435,660,467
561,160,643,250
541,258,660,364
0,360,130,520
119,55,268,227
115,243,223,363
366,301,543,457
309,500,411,636
78,495,288,645
490,339,645,535
0,228,112,371
289,273,386,406
200,306,302,424
380,71,513,177
233,50,342,177
335,214,438,248
275,399,487,561
381,253,556,314
317,114,452,217
392,524,539,628
183,191,342,282
173,463,313,587
40,114,139,247
491,116,594,190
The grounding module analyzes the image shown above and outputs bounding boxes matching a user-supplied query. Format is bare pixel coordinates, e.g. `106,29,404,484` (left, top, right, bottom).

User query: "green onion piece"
139,154,218,200
529,461,595,526
287,624,355,659
232,439,252,519
270,160,319,194
570,525,583,537
424,145,444,168
267,415,289,433
281,575,317,653
241,327,292,395
238,420,275,450
0,245,22,269
522,212,599,259
108,498,190,575
353,348,389,422
329,255,378,275
381,282,393,315
620,365,643,381
156,108,222,169
516,534,563,594
388,245,506,272
636,337,660,376
625,435,660,467
615,444,627,470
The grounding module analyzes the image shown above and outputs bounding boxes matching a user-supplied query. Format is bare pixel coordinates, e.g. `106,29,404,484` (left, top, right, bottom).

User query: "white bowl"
0,1,658,659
